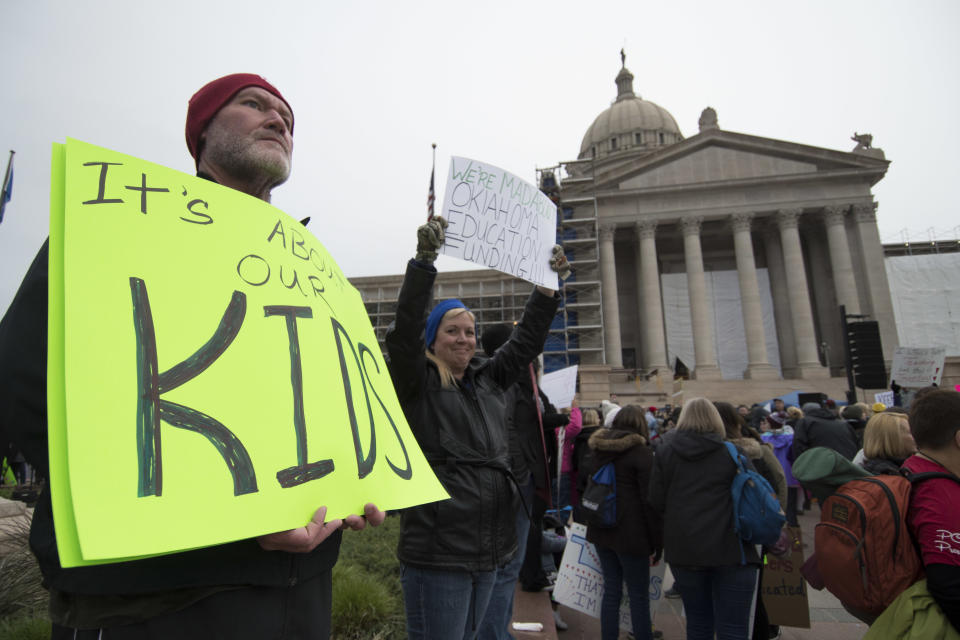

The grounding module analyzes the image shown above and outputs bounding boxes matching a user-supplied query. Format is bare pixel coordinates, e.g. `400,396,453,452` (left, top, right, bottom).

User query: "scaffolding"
536,159,606,372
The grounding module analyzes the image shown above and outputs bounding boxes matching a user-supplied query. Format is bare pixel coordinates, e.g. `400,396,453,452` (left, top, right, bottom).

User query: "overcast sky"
1,0,958,317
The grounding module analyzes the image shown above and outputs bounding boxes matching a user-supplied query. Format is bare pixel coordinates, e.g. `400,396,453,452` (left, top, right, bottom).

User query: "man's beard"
203,122,291,186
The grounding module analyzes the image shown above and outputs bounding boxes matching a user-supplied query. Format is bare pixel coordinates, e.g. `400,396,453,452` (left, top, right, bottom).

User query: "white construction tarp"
661,268,781,379
885,253,960,356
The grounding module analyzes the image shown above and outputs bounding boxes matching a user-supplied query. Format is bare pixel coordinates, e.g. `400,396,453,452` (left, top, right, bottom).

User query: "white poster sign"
439,156,558,289
890,346,946,388
874,391,895,407
554,522,666,630
540,365,578,409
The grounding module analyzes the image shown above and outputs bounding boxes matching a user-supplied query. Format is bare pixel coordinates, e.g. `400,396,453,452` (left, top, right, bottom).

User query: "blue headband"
425,299,470,349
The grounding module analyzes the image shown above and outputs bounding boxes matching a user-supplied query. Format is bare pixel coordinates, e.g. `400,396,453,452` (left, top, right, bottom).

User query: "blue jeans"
478,476,534,640
402,564,498,640
672,564,759,640
596,546,652,640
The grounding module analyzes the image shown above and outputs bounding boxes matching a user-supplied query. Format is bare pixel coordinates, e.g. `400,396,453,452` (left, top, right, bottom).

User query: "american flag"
0,151,13,225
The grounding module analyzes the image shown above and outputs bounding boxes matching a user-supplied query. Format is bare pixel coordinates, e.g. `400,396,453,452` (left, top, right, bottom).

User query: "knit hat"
872,402,887,413
425,299,470,349
767,411,788,427
185,73,293,165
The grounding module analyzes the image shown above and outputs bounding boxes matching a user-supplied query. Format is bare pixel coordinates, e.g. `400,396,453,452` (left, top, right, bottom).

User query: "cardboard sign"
553,522,666,630
890,346,946,388
439,156,558,289
47,139,448,567
761,528,810,628
539,365,578,409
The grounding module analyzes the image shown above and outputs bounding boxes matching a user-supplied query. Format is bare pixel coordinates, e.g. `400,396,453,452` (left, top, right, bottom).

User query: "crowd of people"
0,70,956,640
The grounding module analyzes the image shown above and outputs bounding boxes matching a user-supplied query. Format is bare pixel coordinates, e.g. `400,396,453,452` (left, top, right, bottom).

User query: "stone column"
681,216,721,379
598,223,623,367
763,225,797,377
853,203,899,361
823,206,861,314
732,213,778,379
777,208,829,378
634,220,669,373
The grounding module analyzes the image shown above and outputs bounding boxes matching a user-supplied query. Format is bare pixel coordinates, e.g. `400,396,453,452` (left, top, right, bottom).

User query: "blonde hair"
676,397,725,436
863,412,912,460
581,409,600,427
426,308,476,389
786,406,803,421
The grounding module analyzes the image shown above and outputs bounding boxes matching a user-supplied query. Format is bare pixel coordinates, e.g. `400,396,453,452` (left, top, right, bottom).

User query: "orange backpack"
815,472,958,616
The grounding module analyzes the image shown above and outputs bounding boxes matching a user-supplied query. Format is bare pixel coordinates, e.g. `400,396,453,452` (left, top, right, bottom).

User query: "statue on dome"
620,48,626,67
851,132,873,149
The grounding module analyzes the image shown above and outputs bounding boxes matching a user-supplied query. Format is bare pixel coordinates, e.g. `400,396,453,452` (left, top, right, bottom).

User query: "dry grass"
0,515,48,619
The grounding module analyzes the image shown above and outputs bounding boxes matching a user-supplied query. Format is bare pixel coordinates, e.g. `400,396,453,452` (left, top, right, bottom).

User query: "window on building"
659,132,665,145
635,132,643,145
610,137,618,150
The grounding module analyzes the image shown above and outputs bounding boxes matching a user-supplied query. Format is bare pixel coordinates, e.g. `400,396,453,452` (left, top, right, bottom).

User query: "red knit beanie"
185,73,293,165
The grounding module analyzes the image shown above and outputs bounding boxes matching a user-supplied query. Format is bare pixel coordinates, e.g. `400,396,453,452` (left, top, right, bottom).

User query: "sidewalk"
512,506,870,639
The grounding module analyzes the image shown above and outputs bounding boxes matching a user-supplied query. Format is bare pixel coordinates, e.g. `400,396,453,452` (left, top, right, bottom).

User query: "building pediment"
587,129,889,193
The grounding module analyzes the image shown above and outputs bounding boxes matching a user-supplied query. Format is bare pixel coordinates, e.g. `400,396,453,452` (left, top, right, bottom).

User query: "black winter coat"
649,429,761,567
583,429,662,557
793,407,859,460
507,377,568,490
387,260,558,572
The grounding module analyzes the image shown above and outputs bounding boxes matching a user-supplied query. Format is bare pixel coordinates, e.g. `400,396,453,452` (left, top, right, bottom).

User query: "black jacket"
583,429,662,557
507,376,568,490
0,241,341,596
793,407,859,460
649,429,761,567
387,260,558,572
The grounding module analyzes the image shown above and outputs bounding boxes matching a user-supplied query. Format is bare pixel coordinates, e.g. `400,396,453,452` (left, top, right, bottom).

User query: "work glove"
416,217,448,264
549,244,572,281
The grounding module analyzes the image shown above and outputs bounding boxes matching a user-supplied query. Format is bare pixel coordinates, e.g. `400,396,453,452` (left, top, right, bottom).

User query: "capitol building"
352,57,955,403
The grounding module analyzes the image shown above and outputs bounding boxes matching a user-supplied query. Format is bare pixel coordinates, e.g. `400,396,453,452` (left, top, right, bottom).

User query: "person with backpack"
649,397,763,640
715,402,787,640
582,405,662,640
901,389,960,633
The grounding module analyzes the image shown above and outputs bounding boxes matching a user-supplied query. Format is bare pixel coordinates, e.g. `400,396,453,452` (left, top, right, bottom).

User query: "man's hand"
341,503,387,531
549,244,571,281
257,506,342,553
416,216,448,263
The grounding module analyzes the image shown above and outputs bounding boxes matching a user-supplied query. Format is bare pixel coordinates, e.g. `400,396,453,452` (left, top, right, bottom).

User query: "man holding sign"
0,74,384,639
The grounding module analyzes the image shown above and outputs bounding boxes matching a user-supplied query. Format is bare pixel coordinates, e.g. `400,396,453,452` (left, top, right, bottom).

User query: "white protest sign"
554,522,666,630
890,346,946,388
874,391,895,407
540,365,578,409
439,156,558,289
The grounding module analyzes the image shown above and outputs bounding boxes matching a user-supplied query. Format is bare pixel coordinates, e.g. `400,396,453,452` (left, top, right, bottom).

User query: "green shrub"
331,513,405,639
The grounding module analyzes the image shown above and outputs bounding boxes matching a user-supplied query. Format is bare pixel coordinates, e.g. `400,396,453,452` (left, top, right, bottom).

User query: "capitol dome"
579,61,683,160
